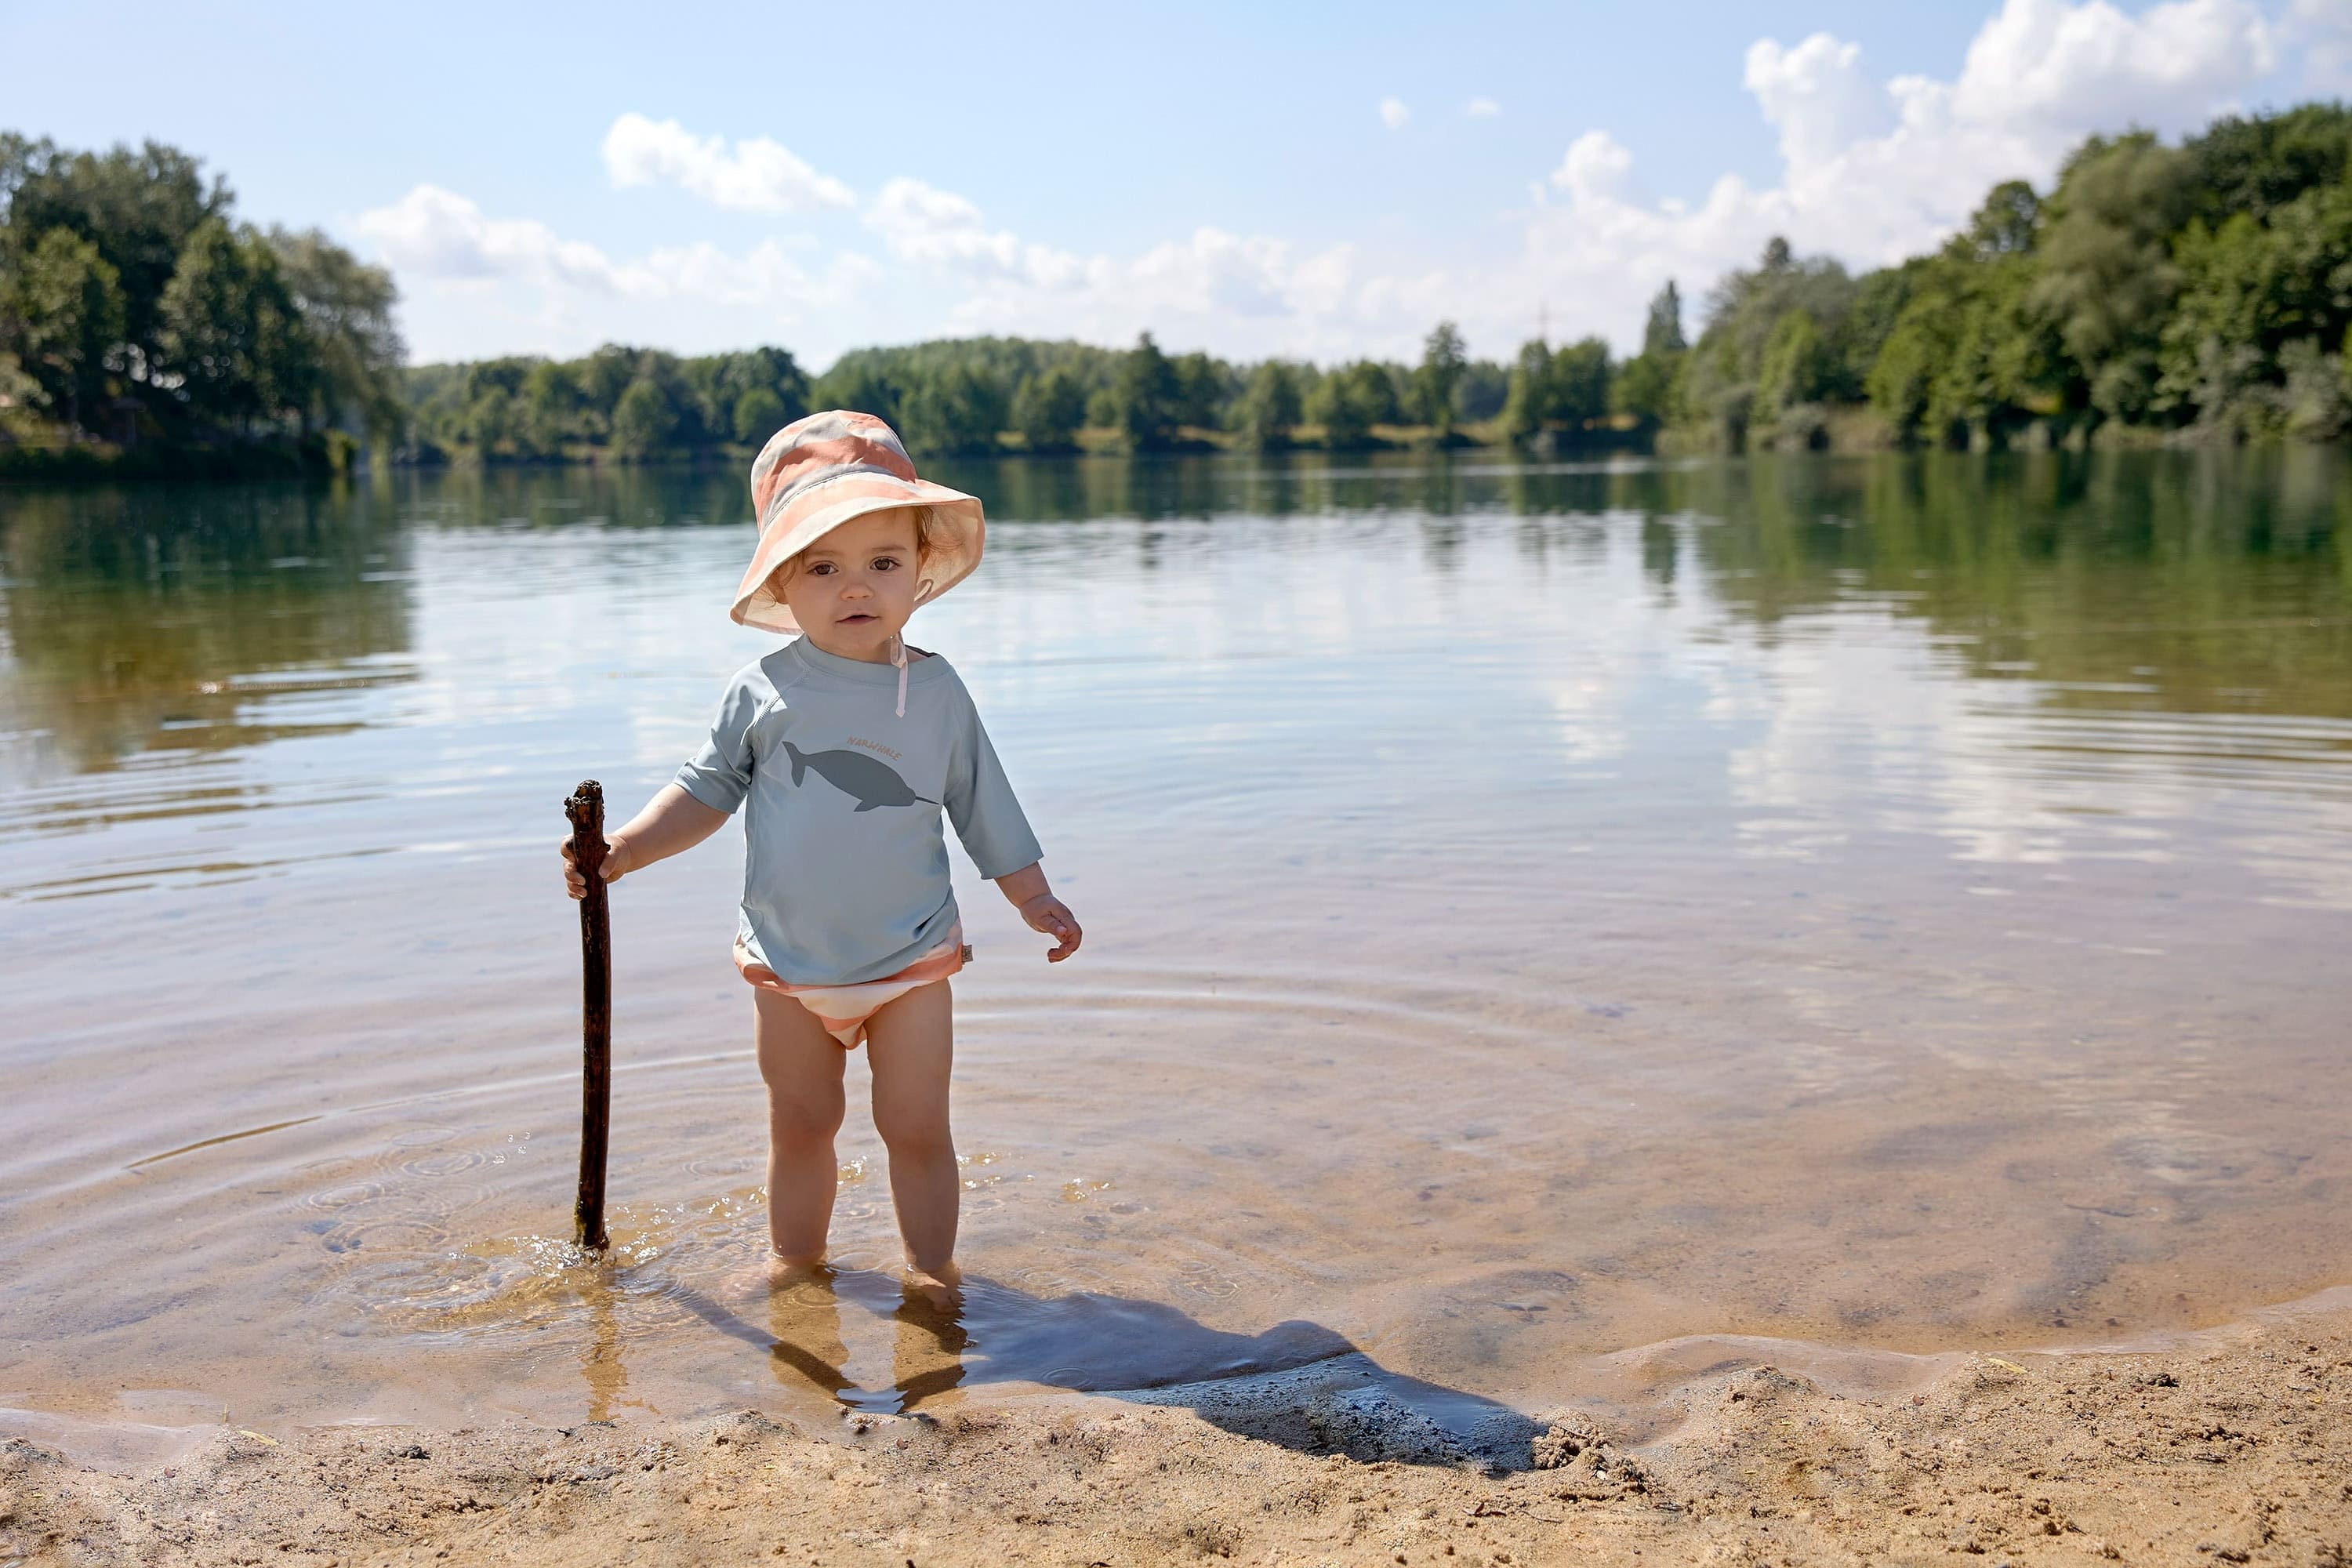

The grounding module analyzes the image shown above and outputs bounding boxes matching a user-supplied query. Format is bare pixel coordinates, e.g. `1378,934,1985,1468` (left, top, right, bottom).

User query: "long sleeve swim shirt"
673,637,1042,986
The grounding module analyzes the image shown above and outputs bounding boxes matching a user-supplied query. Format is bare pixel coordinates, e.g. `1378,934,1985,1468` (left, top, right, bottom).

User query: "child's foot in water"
755,1250,830,1294
902,1261,962,1309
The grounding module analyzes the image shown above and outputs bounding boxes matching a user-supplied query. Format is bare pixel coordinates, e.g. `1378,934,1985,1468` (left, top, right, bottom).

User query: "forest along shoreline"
12,104,2352,484
5,1287,2348,1564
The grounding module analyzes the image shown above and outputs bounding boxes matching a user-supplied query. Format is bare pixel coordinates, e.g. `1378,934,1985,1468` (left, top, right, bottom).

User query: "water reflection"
0,485,416,781
5,452,2345,786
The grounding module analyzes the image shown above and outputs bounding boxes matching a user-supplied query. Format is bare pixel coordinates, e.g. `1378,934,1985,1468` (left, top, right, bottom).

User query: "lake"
3,450,2348,1447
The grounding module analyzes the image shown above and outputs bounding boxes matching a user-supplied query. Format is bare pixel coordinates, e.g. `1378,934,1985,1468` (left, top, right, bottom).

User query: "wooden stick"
564,779,612,1252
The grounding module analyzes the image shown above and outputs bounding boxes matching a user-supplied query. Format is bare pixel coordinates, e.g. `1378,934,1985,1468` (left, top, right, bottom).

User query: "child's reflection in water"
765,1267,967,1414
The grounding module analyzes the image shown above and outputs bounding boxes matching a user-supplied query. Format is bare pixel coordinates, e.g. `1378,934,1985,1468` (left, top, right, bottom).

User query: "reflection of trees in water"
1641,517,1679,589
9,451,2338,777
1663,451,2352,720
934,448,2349,722
0,482,417,774
393,463,751,530
0,465,768,779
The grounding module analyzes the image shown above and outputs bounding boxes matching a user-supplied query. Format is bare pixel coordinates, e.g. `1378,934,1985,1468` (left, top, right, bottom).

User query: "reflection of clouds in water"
1707,602,2352,906
1535,515,1733,771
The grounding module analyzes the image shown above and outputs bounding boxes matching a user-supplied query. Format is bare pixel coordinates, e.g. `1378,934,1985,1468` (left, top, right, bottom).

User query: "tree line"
0,133,404,470
9,103,2352,470
1657,103,2352,451
412,103,2352,460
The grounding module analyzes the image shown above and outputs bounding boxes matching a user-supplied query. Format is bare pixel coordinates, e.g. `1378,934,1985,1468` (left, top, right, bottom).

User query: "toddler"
562,410,1080,1298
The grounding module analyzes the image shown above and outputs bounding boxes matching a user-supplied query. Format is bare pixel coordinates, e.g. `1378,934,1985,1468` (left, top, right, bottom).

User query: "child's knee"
874,1109,953,1163
768,1087,844,1148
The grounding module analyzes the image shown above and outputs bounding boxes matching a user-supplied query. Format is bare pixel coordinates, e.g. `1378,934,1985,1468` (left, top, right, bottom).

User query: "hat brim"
730,474,985,635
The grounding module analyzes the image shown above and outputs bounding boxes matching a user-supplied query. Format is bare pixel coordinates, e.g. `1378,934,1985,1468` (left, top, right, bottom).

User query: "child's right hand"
560,833,632,899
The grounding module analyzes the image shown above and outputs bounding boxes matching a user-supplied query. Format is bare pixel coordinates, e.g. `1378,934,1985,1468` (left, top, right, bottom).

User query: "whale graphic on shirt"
782,741,938,811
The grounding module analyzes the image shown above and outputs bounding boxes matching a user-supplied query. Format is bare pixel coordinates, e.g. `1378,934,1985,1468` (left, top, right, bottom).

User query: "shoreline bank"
9,1286,2347,1565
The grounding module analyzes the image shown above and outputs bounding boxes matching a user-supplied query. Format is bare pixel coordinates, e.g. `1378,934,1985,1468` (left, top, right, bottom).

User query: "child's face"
777,508,924,660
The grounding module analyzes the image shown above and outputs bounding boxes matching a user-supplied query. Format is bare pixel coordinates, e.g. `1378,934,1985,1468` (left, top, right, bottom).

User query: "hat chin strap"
891,633,908,719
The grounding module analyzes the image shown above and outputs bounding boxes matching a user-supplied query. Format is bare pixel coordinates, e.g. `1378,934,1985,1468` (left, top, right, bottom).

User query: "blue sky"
6,0,2344,368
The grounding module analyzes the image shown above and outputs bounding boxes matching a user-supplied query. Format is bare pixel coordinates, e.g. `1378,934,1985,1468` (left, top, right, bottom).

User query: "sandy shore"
6,1295,2348,1567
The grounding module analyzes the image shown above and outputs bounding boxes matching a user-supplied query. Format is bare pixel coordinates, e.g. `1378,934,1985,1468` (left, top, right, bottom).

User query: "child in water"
561,410,1080,1299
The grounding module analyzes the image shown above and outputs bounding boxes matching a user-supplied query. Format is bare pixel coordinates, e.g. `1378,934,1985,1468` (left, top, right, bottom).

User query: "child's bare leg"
865,978,959,1291
753,989,848,1269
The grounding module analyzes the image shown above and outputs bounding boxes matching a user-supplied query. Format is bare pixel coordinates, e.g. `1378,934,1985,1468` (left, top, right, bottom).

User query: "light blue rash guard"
673,638,1042,986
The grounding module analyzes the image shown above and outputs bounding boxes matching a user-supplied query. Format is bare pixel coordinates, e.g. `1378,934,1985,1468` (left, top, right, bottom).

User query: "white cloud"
1744,34,1889,171
1515,0,2281,354
356,184,634,293
1552,130,1639,205
358,183,868,305
863,177,1087,289
1944,0,2274,140
1379,96,1411,130
867,175,1445,357
1465,97,1502,118
600,112,855,212
2285,0,2352,90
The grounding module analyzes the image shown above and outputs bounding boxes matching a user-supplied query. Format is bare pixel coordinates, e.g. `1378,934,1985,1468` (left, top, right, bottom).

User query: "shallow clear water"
3,451,2349,1442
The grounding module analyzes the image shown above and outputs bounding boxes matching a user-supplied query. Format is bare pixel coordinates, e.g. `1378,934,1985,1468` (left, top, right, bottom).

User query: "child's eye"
872,556,900,571
808,561,835,575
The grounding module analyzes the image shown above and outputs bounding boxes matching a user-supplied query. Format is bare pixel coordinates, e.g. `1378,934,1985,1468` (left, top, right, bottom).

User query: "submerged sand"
8,1294,2347,1566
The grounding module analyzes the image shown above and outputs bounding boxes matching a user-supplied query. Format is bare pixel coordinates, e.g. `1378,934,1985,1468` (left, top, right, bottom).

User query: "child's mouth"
838,613,877,624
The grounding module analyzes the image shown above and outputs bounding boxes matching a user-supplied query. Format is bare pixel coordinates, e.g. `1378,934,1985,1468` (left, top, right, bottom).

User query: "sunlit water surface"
3,452,2348,1446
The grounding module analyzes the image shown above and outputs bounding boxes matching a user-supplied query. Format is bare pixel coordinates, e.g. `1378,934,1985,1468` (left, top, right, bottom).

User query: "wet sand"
9,1290,2348,1565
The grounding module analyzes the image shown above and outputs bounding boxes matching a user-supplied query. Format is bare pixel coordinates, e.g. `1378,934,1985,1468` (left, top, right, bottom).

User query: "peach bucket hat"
729,409,985,635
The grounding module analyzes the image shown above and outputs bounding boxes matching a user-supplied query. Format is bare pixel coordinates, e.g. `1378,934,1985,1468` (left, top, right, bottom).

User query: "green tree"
2187,103,2352,224
1752,309,1834,430
467,385,517,453
1642,280,1687,356
1113,332,1181,450
518,360,585,454
156,217,311,433
1306,361,1395,448
267,226,403,439
1549,337,1612,429
1967,180,2042,256
0,134,227,393
1011,366,1086,451
2030,133,2198,423
1501,338,1552,441
0,349,42,435
580,345,642,423
1611,353,1675,426
1670,238,1861,450
1171,350,1225,430
1412,321,1468,431
1232,360,1303,448
1454,360,1509,423
5,227,125,432
2157,181,2352,424
733,386,788,445
898,362,1006,455
610,377,677,458
811,361,899,426
1305,371,1366,448
1611,282,1688,427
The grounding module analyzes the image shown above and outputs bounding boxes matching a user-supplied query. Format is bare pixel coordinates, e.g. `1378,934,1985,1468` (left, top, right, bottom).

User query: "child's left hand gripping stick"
565,779,613,1253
